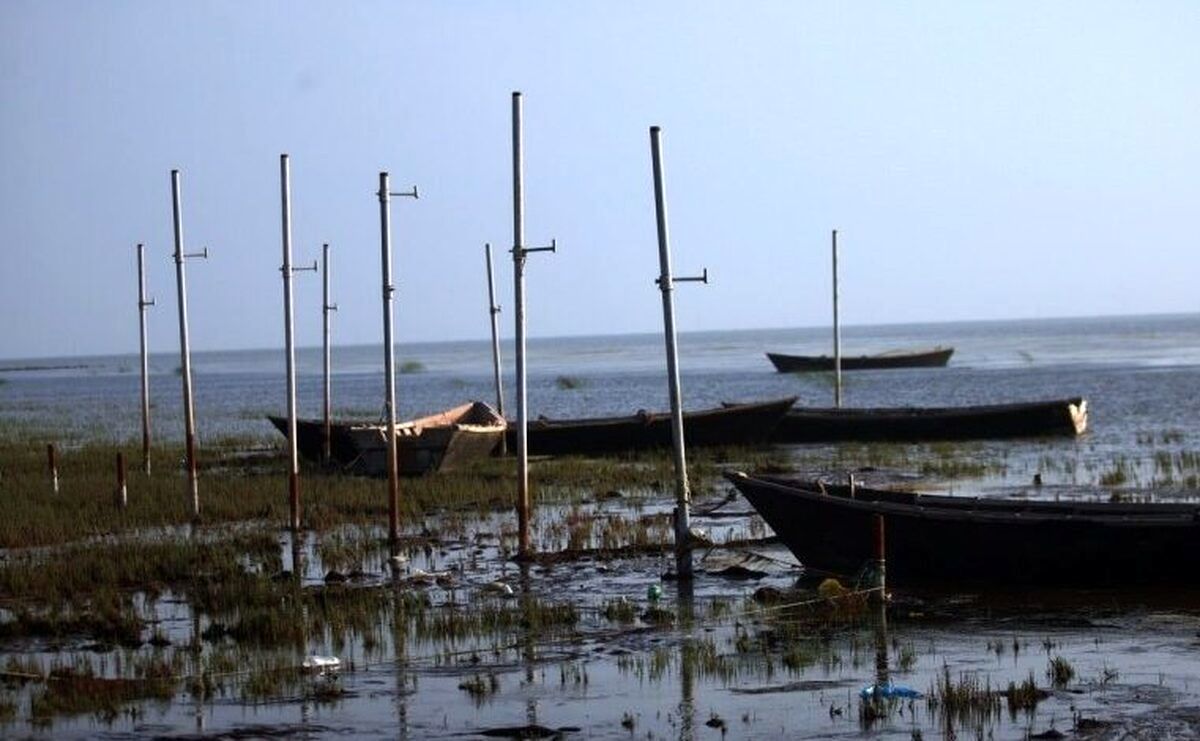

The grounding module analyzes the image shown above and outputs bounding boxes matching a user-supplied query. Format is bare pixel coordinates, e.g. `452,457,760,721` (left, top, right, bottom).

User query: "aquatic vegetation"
896,642,918,672
29,666,174,723
399,360,425,374
1099,459,1132,487
458,672,499,700
1004,672,1043,714
786,441,1005,482
927,664,999,728
0,603,145,647
1097,663,1119,687
554,375,585,390
1047,655,1075,688
602,598,637,624
0,416,1193,734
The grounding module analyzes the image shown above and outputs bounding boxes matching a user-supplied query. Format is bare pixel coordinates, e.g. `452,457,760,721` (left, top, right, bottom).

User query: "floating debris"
483,580,514,596
301,655,341,675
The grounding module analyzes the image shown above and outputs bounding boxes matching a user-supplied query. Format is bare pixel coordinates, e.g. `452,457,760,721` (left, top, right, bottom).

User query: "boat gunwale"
525,397,797,430
728,471,1200,526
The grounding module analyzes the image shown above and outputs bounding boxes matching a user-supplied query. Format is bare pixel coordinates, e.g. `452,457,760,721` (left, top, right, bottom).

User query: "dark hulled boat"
766,346,953,373
773,397,1087,443
726,471,1200,586
268,401,506,476
509,397,796,456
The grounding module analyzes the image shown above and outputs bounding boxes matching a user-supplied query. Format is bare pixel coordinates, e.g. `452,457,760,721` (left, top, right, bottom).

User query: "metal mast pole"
832,229,842,408
485,243,506,454
136,243,155,476
510,91,556,559
279,154,307,533
650,126,707,580
322,242,337,463
170,169,206,519
512,92,530,558
377,172,418,544
379,172,399,544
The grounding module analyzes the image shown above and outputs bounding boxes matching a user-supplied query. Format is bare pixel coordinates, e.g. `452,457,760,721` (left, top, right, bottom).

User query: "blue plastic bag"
860,681,923,700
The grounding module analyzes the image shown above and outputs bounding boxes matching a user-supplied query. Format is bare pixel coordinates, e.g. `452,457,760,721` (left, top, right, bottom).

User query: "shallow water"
5,491,1200,740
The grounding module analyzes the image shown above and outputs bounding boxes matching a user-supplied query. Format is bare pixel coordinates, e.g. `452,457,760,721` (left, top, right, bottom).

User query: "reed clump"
927,664,999,728
1004,671,1045,714
1047,655,1075,688
458,672,499,700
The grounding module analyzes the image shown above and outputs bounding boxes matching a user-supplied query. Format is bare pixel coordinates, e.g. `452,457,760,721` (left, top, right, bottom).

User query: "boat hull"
268,401,505,476
774,398,1087,442
726,472,1200,586
509,397,796,456
766,347,953,373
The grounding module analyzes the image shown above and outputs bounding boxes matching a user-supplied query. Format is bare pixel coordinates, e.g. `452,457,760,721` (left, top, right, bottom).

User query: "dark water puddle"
730,678,857,694
476,724,582,739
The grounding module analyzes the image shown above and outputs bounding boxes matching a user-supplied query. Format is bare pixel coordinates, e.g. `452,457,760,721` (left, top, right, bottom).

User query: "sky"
2,1,1198,360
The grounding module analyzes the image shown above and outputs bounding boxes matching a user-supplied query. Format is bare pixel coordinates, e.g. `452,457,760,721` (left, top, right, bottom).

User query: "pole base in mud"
674,506,694,580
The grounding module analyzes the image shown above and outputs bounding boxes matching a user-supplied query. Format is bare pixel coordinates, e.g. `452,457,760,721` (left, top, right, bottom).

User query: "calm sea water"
2,313,1199,465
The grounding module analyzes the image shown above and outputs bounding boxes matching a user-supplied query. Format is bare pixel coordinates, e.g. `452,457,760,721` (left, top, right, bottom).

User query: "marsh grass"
1004,672,1044,715
602,598,637,624
458,672,499,702
787,441,1003,482
0,434,789,549
29,666,174,723
0,532,281,605
1099,459,1131,487
1047,655,1075,688
927,664,999,728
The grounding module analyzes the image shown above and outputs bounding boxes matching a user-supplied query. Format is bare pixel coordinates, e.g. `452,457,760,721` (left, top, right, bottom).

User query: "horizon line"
3,309,1196,364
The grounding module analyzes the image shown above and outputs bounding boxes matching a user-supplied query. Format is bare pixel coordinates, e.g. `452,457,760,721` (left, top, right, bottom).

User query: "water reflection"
674,579,696,741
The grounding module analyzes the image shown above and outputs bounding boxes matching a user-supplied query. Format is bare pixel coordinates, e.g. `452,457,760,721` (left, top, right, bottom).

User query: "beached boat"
267,401,506,476
508,397,796,456
765,347,953,373
771,397,1087,443
726,471,1200,586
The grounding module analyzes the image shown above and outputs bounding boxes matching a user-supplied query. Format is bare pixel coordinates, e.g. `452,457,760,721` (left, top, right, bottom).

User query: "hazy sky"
2,1,1197,360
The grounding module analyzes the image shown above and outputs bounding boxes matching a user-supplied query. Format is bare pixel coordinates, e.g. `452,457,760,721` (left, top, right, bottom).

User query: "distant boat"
508,397,796,456
765,346,954,373
727,471,1200,586
771,397,1087,443
267,401,506,476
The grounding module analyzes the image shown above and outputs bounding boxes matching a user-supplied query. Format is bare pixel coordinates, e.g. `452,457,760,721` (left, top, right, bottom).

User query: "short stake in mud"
47,443,58,494
116,452,127,509
872,513,887,602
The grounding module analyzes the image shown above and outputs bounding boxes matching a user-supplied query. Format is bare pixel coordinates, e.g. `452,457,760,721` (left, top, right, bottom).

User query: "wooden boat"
508,397,797,456
771,397,1087,442
726,471,1200,586
765,346,953,373
267,401,506,476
